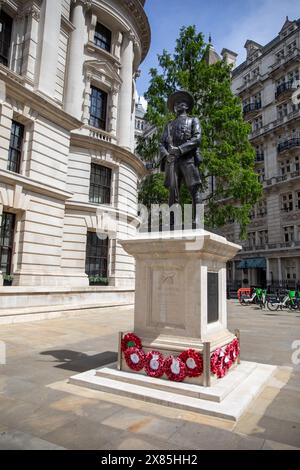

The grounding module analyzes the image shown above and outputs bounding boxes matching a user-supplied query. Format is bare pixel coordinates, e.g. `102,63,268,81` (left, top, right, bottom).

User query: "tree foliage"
138,25,262,237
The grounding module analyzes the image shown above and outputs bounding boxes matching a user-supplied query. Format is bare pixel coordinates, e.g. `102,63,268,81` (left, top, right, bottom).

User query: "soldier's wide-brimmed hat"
167,90,194,113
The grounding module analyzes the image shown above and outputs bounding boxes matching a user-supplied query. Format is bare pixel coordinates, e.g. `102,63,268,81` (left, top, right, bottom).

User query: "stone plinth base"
118,230,242,384
70,361,276,421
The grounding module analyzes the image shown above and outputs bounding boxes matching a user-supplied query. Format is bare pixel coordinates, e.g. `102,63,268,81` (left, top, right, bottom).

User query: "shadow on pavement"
39,349,117,372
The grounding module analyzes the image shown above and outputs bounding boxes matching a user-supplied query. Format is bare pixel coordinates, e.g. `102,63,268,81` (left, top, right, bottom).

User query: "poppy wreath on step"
121,332,142,352
164,356,186,382
178,349,203,378
144,351,165,378
210,347,227,378
124,347,145,371
231,338,240,360
225,342,236,366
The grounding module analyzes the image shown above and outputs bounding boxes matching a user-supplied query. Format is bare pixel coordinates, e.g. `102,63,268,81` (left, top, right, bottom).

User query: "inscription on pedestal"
149,266,185,329
207,272,219,324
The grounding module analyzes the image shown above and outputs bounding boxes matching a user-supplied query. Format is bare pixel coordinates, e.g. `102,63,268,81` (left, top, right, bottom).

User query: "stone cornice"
85,41,121,68
0,66,83,131
0,169,73,201
66,200,139,222
121,0,150,62
70,132,147,177
71,0,92,8
0,0,20,15
61,15,76,33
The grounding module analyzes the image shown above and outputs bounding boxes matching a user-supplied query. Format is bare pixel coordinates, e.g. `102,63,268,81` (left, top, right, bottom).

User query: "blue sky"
136,0,300,101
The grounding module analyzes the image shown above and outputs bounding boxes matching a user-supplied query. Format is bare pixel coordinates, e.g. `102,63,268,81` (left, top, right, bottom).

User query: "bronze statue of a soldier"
160,90,202,228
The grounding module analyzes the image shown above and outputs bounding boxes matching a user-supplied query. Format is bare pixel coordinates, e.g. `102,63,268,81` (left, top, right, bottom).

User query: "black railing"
275,80,296,99
243,101,262,114
277,138,300,152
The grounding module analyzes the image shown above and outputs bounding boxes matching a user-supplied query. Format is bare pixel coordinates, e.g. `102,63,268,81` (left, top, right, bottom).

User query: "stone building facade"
224,17,300,290
134,97,147,147
0,0,150,318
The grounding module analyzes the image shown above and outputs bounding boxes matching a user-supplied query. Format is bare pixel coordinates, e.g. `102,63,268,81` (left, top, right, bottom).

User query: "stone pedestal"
119,230,241,385
70,230,277,419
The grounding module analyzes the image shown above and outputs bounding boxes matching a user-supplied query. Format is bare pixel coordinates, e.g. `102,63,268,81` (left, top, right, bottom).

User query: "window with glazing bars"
89,163,111,204
8,121,24,173
0,212,15,275
85,231,108,278
94,23,111,52
0,10,12,66
89,86,107,130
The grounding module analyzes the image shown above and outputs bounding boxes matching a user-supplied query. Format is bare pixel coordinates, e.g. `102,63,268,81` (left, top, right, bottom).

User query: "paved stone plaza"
0,301,299,450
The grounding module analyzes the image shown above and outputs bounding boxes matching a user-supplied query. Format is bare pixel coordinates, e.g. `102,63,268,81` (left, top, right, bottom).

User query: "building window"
257,199,267,217
258,230,268,246
243,73,250,84
89,163,111,204
287,67,299,85
283,226,294,243
295,156,299,172
85,231,108,282
275,49,284,62
281,159,291,176
0,10,13,67
282,193,293,212
89,86,107,130
94,23,111,52
256,166,265,182
276,76,285,87
253,116,263,131
287,41,297,55
0,212,15,276
8,121,24,173
277,103,288,119
297,191,300,210
248,231,256,248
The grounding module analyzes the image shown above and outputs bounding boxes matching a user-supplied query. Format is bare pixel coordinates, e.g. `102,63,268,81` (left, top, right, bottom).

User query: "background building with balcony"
0,0,150,319
223,16,300,292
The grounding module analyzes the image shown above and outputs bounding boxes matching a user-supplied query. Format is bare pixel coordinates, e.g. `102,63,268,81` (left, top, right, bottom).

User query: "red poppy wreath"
178,349,203,377
124,347,145,371
121,332,142,352
144,351,165,378
164,356,186,382
210,347,227,378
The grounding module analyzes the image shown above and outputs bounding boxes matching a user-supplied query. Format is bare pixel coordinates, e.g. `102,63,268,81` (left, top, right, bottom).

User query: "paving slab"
0,430,65,450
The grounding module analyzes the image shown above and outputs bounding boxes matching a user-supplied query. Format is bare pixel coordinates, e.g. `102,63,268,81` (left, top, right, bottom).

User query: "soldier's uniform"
160,114,202,206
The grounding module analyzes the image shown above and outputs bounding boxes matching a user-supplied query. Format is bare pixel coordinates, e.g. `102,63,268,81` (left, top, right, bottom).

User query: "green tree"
138,25,262,237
